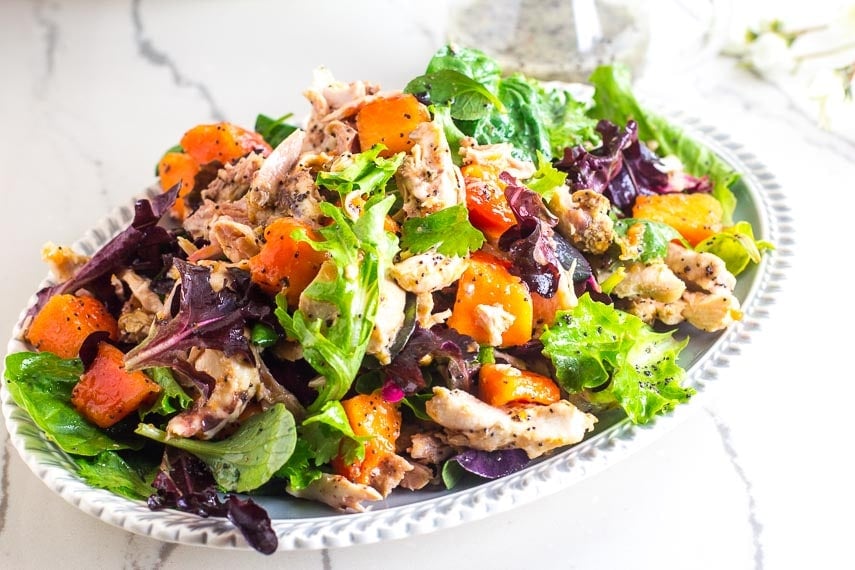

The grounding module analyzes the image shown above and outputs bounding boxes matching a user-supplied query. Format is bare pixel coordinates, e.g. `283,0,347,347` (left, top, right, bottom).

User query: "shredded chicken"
425,387,597,459
396,121,465,218
459,138,536,180
201,153,264,203
550,188,615,254
408,431,455,465
166,349,261,440
681,291,742,332
391,252,469,294
367,453,414,497
617,243,743,332
286,473,382,512
474,303,516,346
246,130,325,226
665,242,737,294
399,462,434,491
611,262,686,304
183,198,251,242
207,216,260,263
40,242,88,283
367,276,407,365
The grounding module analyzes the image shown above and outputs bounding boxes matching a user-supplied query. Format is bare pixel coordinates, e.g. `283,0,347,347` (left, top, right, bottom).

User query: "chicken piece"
474,303,516,347
116,268,163,314
246,130,325,226
367,453,414,497
166,349,261,440
396,122,465,218
302,67,382,154
408,431,455,465
550,188,615,254
117,308,154,344
425,387,597,459
682,291,742,332
399,462,434,491
367,276,407,366
459,138,536,180
183,198,252,242
201,152,264,203
611,261,686,304
665,242,737,294
620,297,687,326
413,291,452,330
40,242,88,283
286,473,382,512
391,252,469,294
208,216,260,263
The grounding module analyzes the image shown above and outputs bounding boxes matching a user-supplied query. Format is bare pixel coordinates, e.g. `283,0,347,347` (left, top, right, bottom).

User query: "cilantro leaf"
400,204,485,257
613,218,687,263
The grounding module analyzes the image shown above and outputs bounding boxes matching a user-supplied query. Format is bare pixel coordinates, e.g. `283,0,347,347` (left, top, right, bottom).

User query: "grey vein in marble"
706,407,764,570
322,548,332,570
0,436,9,535
31,0,59,91
130,0,225,122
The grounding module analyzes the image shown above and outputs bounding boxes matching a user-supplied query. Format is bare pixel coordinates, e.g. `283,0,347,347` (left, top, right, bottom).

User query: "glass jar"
446,0,651,82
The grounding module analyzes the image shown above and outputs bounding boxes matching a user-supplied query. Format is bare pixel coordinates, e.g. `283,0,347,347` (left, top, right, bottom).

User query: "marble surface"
1,1,853,568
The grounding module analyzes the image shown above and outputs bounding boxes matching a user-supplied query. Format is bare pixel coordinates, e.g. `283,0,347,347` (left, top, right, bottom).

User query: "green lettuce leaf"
3,352,133,456
540,294,694,424
135,403,296,493
140,366,192,417
526,150,568,201
275,194,399,411
316,145,404,196
695,220,775,275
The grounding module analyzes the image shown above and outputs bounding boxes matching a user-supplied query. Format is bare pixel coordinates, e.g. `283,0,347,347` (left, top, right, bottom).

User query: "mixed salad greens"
3,45,772,554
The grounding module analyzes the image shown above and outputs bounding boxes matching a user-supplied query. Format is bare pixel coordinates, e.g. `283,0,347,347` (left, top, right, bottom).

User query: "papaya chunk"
332,392,402,485
447,251,533,347
478,363,561,407
632,193,723,246
25,294,119,359
179,122,271,166
248,217,328,307
71,342,161,428
355,93,431,156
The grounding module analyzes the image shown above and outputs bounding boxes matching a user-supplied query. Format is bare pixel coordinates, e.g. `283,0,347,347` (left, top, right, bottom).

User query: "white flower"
807,67,855,130
744,32,797,76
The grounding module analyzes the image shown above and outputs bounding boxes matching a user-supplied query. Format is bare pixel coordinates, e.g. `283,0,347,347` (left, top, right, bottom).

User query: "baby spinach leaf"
3,352,132,456
135,403,296,493
74,451,155,500
254,112,298,148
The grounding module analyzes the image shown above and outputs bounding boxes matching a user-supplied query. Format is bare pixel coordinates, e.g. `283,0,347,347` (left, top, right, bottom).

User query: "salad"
3,45,772,554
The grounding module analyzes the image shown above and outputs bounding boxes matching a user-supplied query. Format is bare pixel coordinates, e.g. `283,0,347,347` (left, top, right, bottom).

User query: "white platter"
0,115,792,551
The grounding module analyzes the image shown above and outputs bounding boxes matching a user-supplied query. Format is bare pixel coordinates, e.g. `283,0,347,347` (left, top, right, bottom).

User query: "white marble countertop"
1,1,853,568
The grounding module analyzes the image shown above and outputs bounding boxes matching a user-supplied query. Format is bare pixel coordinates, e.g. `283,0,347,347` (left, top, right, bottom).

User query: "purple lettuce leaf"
385,325,479,394
123,259,270,381
450,448,530,479
27,185,180,320
497,173,562,298
148,450,277,555
556,120,693,215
